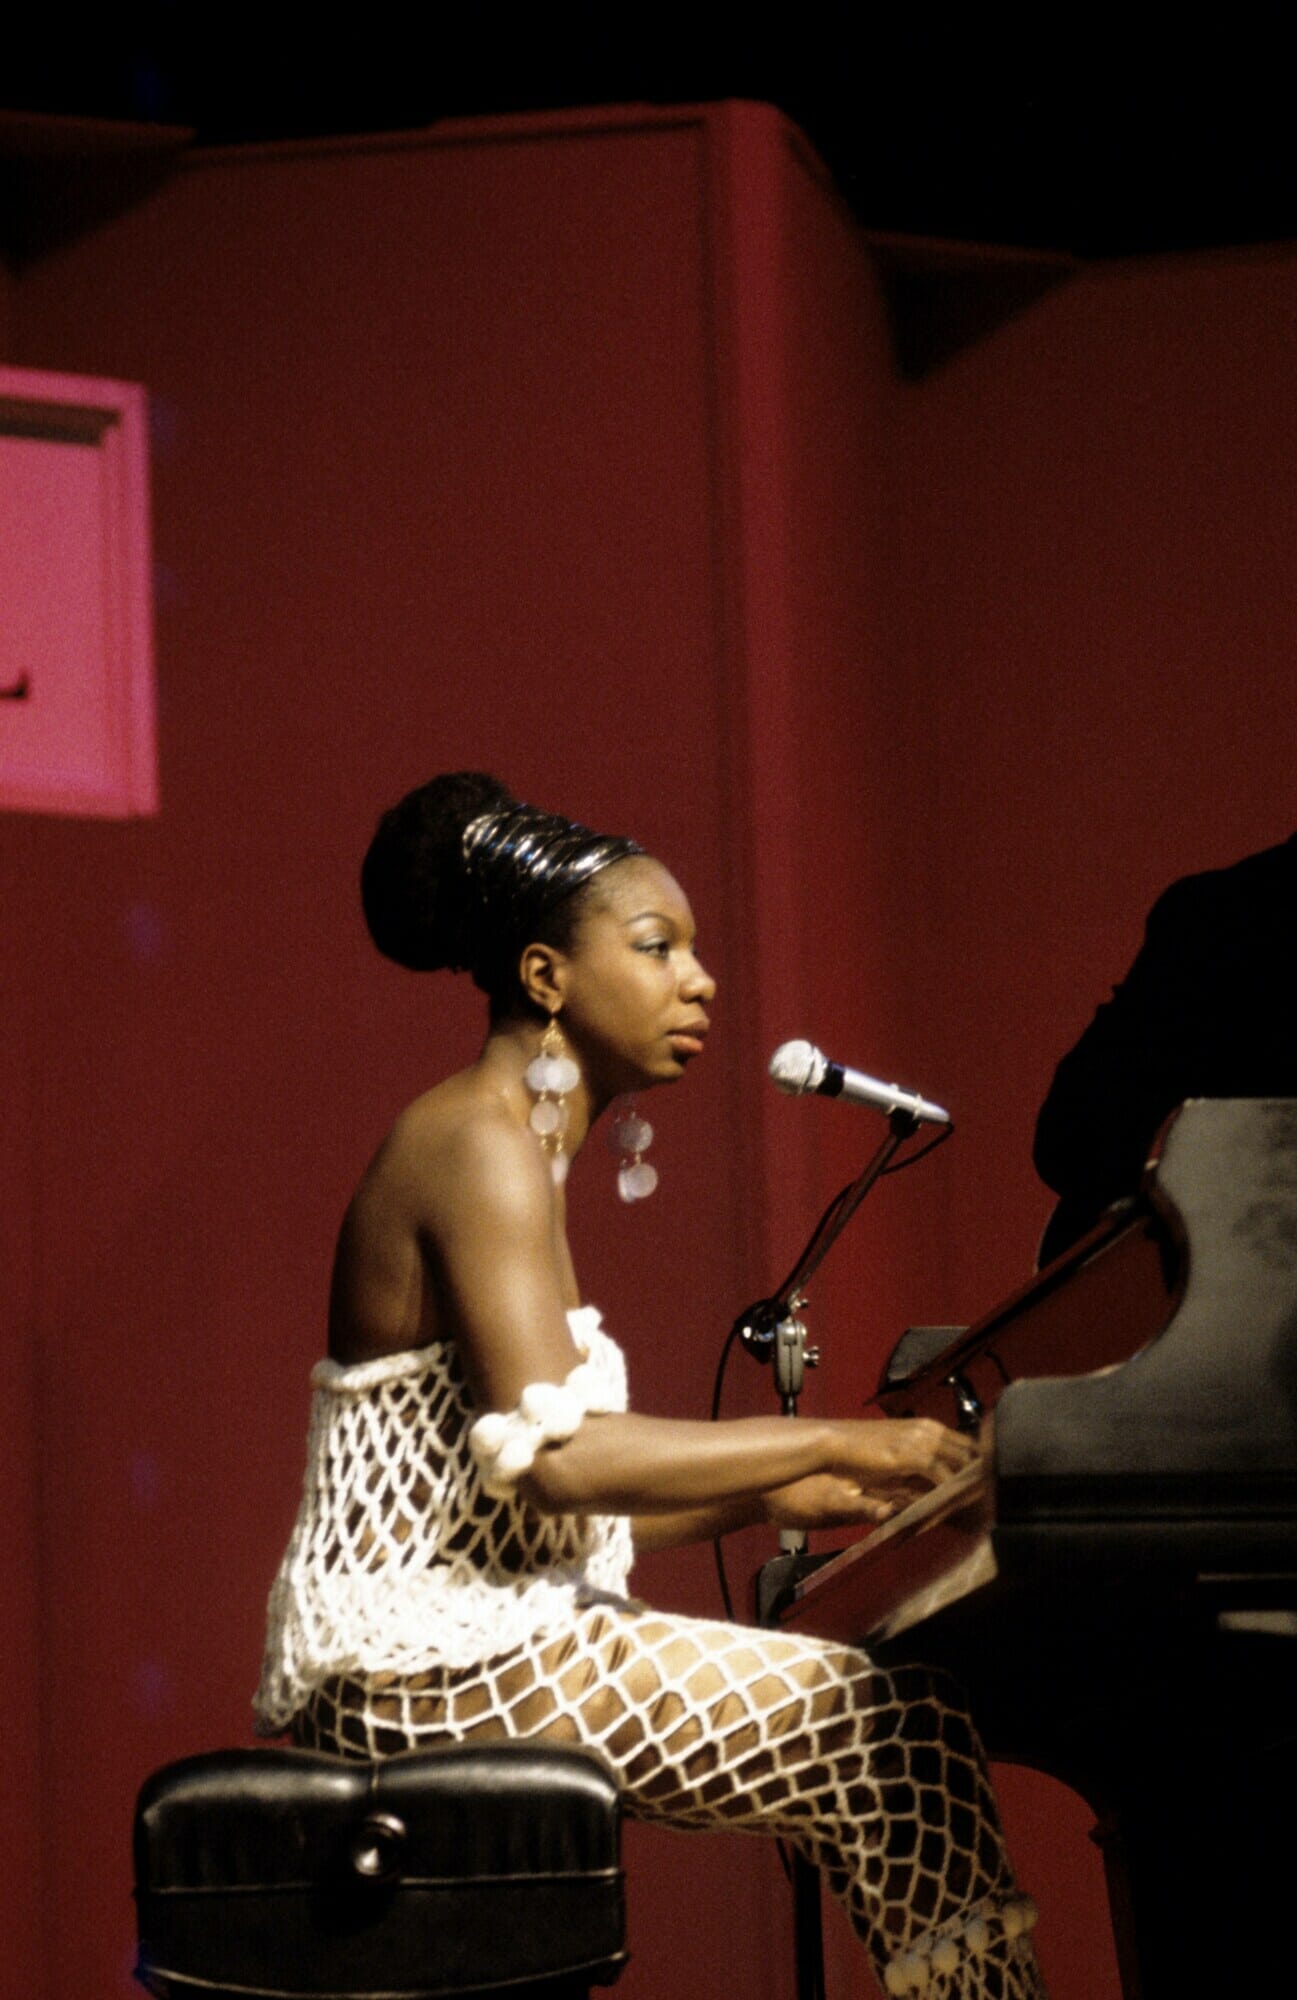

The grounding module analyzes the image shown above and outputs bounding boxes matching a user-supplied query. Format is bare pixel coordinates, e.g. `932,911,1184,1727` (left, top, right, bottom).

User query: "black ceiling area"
3,33,1297,260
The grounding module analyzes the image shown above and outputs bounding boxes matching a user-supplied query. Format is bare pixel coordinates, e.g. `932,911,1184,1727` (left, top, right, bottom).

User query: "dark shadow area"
4,33,1297,255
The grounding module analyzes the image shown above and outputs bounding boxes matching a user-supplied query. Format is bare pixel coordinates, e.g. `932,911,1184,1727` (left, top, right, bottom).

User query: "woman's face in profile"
558,857,715,1093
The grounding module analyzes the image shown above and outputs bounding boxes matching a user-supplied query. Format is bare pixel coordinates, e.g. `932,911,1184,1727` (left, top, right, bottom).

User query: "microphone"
769,1039,950,1127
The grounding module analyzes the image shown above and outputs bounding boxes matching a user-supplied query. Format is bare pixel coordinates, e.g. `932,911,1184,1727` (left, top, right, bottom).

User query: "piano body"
773,1100,1297,1999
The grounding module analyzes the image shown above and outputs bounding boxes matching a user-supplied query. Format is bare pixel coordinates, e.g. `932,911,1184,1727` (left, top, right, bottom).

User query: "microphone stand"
734,1108,920,2000
735,1105,921,1429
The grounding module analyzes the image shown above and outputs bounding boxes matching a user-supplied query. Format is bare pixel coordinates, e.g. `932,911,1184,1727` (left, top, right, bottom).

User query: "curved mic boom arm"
733,1106,921,1408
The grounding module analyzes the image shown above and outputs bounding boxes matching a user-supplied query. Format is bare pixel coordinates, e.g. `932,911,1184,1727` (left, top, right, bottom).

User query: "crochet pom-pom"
518,1381,583,1438
495,1434,540,1486
469,1369,594,1496
884,1950,930,1994
884,1891,1033,1995
964,1916,991,1956
1002,1896,1038,1941
469,1411,508,1456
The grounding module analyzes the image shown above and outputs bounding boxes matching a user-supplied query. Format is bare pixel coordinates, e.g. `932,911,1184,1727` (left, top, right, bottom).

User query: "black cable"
770,1179,859,1306
711,1529,736,1621
709,1119,956,1712
881,1119,955,1174
709,1314,745,1423
709,1315,746,1619
708,1109,957,1926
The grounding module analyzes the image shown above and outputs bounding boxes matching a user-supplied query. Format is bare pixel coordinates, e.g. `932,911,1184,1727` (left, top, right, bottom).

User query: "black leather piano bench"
132,1743,627,2000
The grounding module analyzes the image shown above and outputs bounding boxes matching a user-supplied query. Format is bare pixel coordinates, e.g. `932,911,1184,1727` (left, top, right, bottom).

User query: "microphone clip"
734,1296,819,1403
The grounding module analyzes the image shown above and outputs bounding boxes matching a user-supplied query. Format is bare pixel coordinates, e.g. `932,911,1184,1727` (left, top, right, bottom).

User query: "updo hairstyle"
360,771,641,1010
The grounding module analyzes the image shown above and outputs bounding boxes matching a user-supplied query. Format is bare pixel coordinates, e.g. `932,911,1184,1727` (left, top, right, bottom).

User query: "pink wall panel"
0,368,157,815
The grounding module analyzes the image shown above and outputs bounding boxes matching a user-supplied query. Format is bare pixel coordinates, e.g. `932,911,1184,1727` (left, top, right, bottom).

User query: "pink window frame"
0,364,157,816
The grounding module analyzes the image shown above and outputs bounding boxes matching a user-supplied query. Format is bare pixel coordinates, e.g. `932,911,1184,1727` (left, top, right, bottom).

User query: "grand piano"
771,1100,1297,1999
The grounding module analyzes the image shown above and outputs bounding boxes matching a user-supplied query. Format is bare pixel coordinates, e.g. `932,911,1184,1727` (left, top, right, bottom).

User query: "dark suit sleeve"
1033,876,1214,1254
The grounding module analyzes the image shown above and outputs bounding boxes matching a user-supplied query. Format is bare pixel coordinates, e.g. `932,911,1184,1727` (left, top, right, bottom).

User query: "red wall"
6,100,1295,2000
869,248,1297,1995
885,244,1297,1325
2,105,803,2000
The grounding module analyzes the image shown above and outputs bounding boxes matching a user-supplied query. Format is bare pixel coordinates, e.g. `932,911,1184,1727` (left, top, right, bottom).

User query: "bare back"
327,1068,581,1373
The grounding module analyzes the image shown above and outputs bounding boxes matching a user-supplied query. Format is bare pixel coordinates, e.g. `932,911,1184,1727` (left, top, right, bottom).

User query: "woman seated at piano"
255,772,1047,2000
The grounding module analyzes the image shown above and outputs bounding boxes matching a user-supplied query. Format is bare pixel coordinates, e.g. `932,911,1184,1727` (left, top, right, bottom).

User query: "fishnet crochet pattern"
296,1602,1045,2000
255,1308,632,1730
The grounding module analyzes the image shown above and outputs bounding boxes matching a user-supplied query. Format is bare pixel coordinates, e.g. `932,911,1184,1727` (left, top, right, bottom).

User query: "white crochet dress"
256,1306,631,1730
256,1307,1045,1999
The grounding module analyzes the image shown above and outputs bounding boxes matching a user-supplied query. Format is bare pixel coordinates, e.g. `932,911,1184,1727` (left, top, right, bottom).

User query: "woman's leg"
297,1604,1045,1999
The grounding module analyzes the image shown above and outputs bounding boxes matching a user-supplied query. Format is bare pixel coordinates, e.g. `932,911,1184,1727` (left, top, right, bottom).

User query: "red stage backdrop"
4,98,1296,2000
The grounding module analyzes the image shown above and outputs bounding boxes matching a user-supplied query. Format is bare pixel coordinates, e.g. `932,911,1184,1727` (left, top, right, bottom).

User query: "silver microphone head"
768,1039,827,1095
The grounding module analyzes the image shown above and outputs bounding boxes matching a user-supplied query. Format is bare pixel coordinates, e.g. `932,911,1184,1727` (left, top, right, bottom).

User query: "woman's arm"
413,1109,976,1521
629,1469,906,1552
524,1407,970,1518
631,1497,765,1552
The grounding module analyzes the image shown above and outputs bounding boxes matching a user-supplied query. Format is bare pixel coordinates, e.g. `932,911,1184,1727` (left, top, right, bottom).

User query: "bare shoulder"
329,1075,561,1363
367,1077,553,1239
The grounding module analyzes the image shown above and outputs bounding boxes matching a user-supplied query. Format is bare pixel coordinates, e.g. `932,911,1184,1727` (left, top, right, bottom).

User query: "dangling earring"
611,1098,658,1202
525,1015,580,1184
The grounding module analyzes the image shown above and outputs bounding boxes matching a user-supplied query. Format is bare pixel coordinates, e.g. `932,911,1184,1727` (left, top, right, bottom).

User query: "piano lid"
994,1098,1297,1525
781,1100,1297,1654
